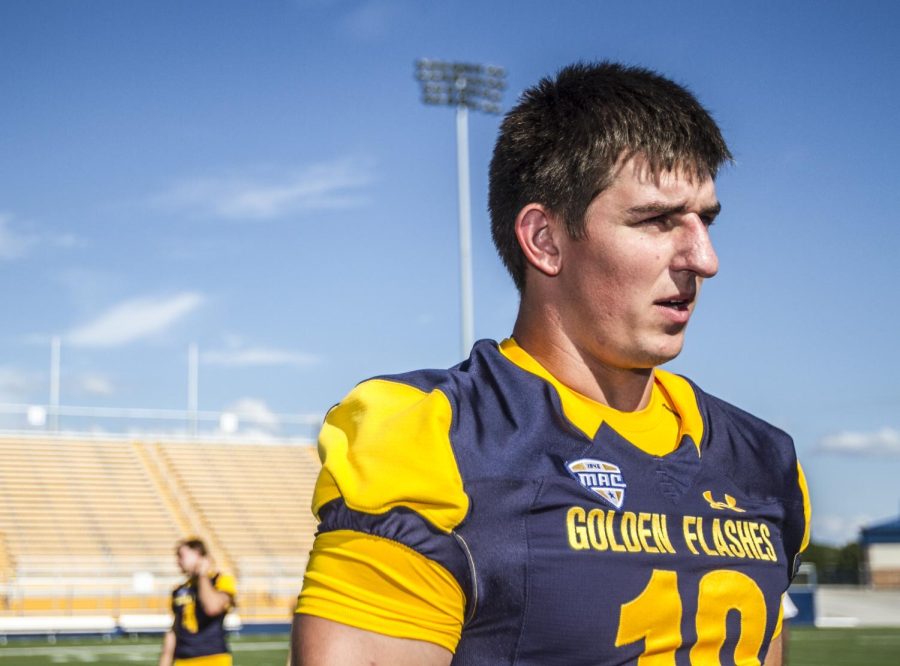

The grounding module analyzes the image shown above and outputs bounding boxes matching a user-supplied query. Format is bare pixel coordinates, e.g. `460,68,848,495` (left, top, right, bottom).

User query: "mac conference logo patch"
566,458,627,509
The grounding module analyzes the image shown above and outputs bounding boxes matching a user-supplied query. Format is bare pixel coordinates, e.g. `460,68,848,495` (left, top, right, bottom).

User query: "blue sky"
1,0,899,545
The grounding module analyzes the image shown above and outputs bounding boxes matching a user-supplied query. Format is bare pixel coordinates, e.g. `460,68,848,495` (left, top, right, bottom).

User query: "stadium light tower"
415,59,506,358
49,335,61,432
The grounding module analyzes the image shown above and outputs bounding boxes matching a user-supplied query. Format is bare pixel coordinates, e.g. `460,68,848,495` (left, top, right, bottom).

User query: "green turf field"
0,628,898,664
0,634,289,665
789,627,900,665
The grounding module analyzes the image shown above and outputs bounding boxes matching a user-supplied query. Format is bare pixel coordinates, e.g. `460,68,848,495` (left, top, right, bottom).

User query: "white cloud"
818,427,900,456
0,367,41,403
0,213,32,259
0,212,82,260
66,292,204,347
53,267,120,310
202,346,319,368
813,512,875,545
294,0,342,7
155,158,373,220
341,0,399,41
75,373,115,397
223,397,280,430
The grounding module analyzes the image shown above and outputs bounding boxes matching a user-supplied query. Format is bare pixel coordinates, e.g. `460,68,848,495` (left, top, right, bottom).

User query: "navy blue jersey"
171,573,236,659
298,339,810,665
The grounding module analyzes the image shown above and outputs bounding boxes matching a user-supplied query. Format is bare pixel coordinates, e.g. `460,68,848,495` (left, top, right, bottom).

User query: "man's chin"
645,340,685,367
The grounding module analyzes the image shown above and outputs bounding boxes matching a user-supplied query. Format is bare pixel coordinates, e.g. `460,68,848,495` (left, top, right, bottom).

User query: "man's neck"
512,308,655,412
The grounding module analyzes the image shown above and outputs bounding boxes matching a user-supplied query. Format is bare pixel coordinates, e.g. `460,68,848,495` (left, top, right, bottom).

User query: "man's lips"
654,295,695,324
654,294,695,311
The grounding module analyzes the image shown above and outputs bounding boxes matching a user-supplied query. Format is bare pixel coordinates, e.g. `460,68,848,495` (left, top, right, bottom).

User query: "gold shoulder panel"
214,573,237,597
311,379,469,533
297,530,465,652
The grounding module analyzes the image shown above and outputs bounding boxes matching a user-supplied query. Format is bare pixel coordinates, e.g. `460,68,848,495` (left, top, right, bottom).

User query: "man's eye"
701,216,716,227
642,215,670,227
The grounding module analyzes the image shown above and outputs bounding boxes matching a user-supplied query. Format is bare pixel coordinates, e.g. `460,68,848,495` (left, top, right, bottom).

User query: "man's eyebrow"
627,201,722,217
702,201,723,218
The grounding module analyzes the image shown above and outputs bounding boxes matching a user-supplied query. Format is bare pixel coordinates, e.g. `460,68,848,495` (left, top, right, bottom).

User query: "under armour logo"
702,491,745,513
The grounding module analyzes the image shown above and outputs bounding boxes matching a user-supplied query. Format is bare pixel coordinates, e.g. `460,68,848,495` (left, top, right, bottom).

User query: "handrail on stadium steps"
0,427,316,444
0,613,243,636
0,402,323,442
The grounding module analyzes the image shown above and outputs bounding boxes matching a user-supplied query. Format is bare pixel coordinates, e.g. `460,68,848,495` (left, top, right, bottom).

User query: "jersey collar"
497,338,704,453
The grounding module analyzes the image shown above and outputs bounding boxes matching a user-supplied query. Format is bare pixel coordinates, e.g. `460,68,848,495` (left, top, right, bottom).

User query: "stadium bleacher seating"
0,435,321,622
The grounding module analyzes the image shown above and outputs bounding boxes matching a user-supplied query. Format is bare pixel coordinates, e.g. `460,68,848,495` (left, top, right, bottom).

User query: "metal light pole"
188,342,199,437
49,335,61,432
415,59,506,359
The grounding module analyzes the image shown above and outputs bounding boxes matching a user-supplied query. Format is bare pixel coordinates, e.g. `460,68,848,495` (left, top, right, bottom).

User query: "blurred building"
860,514,900,588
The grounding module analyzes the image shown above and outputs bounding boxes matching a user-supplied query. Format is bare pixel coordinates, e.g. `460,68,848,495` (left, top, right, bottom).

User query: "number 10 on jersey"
616,568,770,665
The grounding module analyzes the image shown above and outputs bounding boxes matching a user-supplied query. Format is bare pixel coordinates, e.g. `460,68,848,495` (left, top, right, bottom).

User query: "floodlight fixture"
27,405,47,427
414,59,507,358
219,412,239,434
415,59,507,115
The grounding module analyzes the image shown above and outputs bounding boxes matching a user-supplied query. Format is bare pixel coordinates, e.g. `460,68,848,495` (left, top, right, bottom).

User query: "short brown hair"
489,61,732,291
177,537,207,556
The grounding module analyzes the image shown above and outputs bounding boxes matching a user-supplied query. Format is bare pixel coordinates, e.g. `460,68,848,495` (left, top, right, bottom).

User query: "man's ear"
514,204,563,277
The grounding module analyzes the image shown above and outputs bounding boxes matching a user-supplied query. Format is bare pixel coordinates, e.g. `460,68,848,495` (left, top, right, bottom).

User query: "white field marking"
860,633,900,646
47,653,148,663
0,640,286,659
815,616,861,628
0,644,156,663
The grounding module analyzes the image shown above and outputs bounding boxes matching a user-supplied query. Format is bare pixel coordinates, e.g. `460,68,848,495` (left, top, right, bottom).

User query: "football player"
291,62,809,666
159,538,237,666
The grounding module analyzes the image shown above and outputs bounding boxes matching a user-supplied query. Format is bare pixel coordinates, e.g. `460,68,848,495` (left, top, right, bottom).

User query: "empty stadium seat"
0,435,321,621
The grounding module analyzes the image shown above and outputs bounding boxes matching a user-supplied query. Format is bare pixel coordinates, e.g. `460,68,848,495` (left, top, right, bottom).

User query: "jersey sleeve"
796,461,811,555
214,573,237,598
296,378,472,653
784,458,812,586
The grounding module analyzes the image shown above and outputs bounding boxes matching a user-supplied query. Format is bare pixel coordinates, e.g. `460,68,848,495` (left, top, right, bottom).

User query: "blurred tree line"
802,541,861,584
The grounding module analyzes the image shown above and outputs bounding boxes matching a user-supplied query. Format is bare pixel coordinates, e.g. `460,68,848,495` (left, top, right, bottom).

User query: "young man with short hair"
159,538,237,666
292,61,810,666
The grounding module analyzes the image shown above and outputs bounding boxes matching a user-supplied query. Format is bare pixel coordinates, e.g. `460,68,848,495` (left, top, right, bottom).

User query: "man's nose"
676,216,718,278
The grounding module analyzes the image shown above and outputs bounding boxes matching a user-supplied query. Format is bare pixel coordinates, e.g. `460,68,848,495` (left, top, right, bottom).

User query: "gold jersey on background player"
291,62,810,666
